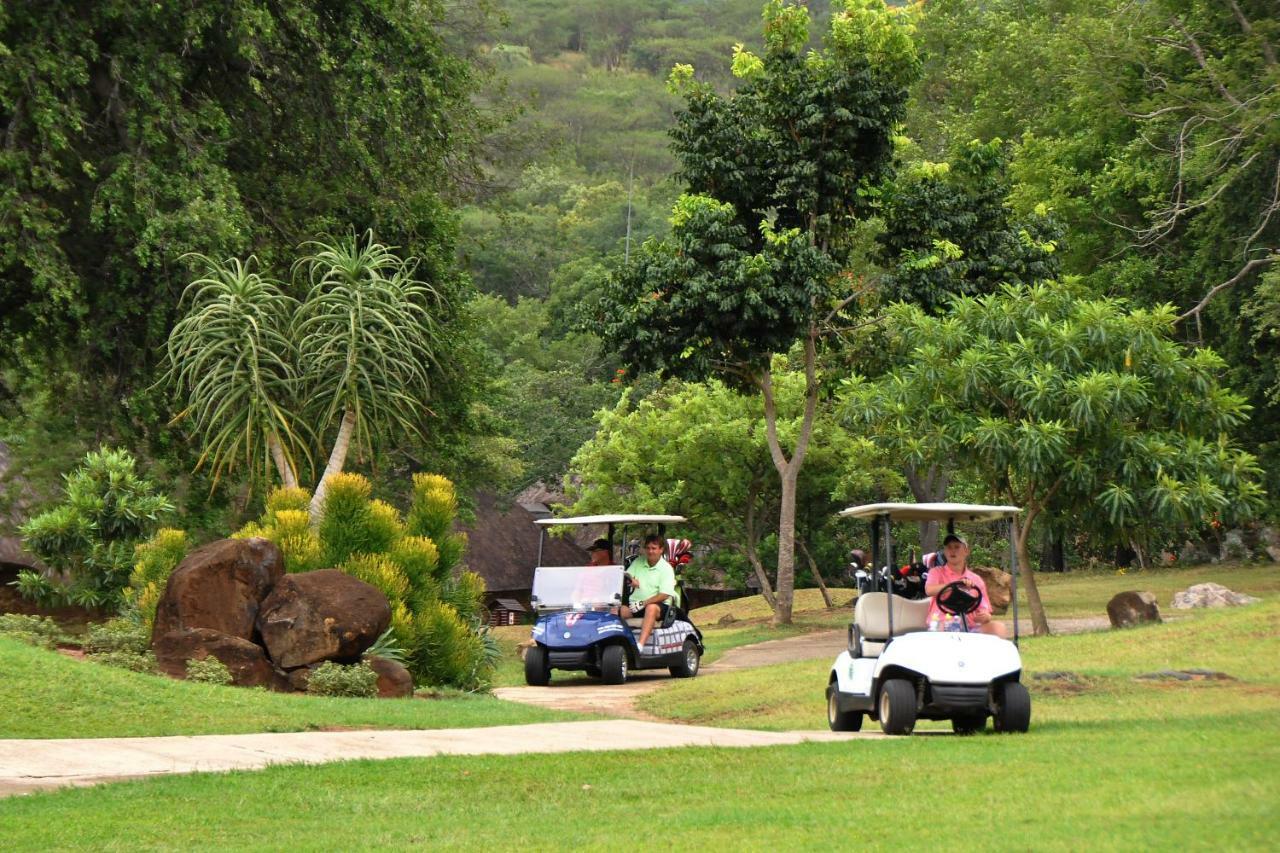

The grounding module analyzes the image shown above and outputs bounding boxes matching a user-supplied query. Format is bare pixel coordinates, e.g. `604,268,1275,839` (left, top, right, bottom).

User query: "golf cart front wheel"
524,645,550,686
669,639,701,678
827,684,863,732
993,681,1031,733
878,679,917,735
601,644,628,685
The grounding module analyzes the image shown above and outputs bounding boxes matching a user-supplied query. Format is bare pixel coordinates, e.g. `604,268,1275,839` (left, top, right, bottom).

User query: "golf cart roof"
534,514,688,527
838,502,1021,522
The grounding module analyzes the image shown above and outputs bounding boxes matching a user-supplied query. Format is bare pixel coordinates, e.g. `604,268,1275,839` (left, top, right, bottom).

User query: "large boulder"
366,655,414,699
151,538,284,644
256,570,391,669
153,627,278,688
971,566,1012,615
1106,590,1161,628
1172,582,1260,609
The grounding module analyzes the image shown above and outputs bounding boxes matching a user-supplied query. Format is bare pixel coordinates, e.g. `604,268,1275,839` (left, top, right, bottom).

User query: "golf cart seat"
851,592,931,658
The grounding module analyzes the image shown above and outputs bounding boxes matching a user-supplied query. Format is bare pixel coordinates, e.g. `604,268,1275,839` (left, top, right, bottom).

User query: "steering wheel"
935,580,982,616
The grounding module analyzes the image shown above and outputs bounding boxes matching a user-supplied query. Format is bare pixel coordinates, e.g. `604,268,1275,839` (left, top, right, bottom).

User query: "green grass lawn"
2,570,1278,848
0,638,578,739
1,677,1275,849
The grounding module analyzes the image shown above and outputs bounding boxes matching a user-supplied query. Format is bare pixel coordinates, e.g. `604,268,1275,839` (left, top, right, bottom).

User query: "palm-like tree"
292,233,443,518
163,234,444,520
162,256,306,488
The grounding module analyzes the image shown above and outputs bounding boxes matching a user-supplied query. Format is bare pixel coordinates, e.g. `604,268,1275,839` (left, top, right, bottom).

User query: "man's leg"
980,620,1008,639
637,602,660,648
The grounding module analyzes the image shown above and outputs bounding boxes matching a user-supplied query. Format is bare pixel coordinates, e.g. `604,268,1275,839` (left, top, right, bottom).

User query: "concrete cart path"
0,720,875,797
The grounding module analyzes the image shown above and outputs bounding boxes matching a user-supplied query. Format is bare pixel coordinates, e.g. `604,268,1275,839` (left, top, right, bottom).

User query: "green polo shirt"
630,556,679,608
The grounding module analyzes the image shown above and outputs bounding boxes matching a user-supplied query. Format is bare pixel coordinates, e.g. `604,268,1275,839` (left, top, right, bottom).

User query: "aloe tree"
162,256,305,487
163,234,443,520
292,235,442,517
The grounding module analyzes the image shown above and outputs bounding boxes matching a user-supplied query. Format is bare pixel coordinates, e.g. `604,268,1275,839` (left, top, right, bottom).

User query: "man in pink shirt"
923,533,1008,638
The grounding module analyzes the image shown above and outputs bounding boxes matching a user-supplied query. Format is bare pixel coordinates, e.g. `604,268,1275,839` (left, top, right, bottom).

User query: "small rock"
1221,530,1248,560
365,655,414,698
716,614,738,626
1106,590,1162,628
1171,582,1260,610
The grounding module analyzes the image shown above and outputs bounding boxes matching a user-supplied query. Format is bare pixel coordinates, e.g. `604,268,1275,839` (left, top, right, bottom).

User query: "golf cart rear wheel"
826,684,863,732
878,679,917,735
952,712,987,735
993,681,1031,733
601,644,627,685
524,645,550,686
669,639,700,678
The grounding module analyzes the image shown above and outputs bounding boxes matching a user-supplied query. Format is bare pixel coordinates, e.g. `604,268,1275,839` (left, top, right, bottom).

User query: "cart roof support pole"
883,514,894,642
537,528,545,568
1009,517,1019,647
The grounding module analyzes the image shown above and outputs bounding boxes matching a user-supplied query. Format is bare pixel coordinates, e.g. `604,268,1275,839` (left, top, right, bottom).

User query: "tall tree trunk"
905,464,949,553
742,481,777,609
268,433,298,490
1013,513,1051,636
798,539,833,608
758,335,821,627
309,408,357,522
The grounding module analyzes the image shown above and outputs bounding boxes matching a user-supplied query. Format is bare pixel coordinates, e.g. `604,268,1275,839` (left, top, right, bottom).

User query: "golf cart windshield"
531,565,625,611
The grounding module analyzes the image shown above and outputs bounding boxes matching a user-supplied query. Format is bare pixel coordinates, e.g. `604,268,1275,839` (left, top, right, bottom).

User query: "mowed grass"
0,638,578,739
1,686,1275,850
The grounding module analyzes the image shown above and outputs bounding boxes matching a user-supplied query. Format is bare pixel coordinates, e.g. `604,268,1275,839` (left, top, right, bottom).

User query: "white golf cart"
826,503,1031,735
524,514,703,686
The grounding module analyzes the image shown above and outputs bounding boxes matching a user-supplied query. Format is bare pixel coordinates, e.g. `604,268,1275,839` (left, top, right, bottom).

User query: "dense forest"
1,0,1275,619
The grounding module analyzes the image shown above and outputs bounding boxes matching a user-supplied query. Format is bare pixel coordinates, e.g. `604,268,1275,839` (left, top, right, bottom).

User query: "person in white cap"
923,533,1007,638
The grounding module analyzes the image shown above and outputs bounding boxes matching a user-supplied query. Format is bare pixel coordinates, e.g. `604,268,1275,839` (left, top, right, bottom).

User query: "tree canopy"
841,282,1265,632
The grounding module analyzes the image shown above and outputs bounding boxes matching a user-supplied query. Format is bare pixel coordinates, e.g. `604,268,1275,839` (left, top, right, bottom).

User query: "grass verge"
0,638,577,739
1,693,1274,849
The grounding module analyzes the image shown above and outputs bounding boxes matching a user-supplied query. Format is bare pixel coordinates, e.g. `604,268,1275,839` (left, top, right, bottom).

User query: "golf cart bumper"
925,682,992,713
547,648,594,668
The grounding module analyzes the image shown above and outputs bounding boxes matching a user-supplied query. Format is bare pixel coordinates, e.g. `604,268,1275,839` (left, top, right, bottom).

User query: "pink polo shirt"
926,564,992,629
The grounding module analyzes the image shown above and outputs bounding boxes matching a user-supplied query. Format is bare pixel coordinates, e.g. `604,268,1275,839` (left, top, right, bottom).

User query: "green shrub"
88,650,158,673
306,660,378,698
0,614,65,649
240,472,490,691
186,656,233,685
409,601,490,692
124,527,188,631
84,619,150,655
18,447,173,611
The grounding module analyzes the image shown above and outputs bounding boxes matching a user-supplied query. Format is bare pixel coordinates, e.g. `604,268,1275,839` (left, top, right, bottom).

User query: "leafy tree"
0,0,484,409
841,283,1264,634
598,1,918,623
908,0,1280,500
16,448,173,610
568,369,892,606
163,234,445,520
878,139,1062,312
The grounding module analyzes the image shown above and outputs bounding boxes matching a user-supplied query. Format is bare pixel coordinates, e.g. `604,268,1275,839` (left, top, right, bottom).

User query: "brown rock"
154,627,277,688
286,664,320,692
366,655,415,698
970,566,1012,615
151,538,284,644
256,570,391,669
1107,590,1162,628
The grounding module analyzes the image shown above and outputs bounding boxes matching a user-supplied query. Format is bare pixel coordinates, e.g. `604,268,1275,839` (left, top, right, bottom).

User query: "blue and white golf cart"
826,503,1031,735
524,514,704,686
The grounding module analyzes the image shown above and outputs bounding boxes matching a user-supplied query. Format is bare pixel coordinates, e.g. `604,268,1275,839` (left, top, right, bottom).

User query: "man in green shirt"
619,534,679,650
